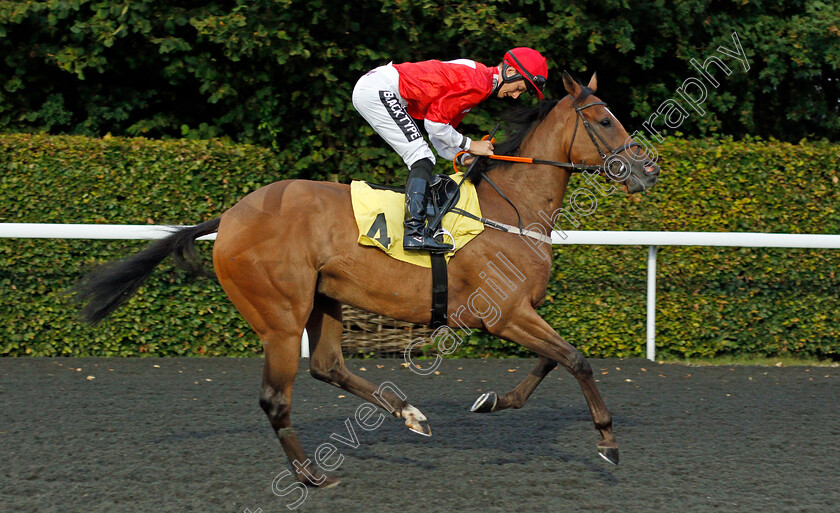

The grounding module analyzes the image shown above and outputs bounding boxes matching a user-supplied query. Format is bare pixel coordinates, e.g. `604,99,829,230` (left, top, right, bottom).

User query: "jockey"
352,47,548,252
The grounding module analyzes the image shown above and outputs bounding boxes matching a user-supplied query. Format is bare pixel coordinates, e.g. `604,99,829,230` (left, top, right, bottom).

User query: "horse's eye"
600,118,611,127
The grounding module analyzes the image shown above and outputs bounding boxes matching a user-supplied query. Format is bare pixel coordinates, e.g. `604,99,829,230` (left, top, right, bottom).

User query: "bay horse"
74,72,659,487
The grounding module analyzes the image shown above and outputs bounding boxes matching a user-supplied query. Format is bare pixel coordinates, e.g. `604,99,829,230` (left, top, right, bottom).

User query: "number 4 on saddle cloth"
350,172,484,269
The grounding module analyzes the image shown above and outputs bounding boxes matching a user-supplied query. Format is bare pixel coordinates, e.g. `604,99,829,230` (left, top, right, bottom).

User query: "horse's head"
561,71,659,193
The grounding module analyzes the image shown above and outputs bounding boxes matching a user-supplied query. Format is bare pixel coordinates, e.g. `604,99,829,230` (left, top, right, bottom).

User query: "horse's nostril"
644,162,658,175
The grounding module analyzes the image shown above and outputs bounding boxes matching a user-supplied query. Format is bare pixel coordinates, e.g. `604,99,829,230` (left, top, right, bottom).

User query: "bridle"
567,98,643,179
446,95,649,238
480,96,643,179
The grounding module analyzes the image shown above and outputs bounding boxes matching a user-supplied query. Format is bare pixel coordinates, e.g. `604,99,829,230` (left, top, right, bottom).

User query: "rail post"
646,245,657,361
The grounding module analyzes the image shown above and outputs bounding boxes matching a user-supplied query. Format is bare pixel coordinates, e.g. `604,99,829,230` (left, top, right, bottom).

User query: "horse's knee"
567,349,592,378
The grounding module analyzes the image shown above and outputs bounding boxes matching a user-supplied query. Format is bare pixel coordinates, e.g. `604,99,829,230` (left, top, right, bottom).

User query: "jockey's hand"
468,139,494,156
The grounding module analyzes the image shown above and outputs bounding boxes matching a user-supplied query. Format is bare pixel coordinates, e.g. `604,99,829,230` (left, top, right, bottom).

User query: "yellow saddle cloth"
350,172,484,268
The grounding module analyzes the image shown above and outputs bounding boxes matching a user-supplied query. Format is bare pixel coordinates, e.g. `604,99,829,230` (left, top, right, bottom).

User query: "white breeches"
352,64,436,169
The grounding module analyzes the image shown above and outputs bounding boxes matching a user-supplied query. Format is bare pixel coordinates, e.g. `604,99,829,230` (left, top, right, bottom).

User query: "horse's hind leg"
214,251,339,487
471,356,558,413
307,295,432,436
491,307,619,465
259,332,339,488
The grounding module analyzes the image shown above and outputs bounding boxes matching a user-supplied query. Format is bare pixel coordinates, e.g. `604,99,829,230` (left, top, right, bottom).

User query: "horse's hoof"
401,405,432,437
470,391,498,413
319,475,342,489
597,445,620,465
407,419,432,437
301,473,341,488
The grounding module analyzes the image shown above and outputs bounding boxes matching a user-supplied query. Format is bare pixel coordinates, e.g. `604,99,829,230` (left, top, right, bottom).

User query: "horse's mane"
470,85,594,183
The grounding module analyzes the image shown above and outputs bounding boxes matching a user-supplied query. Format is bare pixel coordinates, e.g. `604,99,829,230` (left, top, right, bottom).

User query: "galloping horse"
74,72,659,487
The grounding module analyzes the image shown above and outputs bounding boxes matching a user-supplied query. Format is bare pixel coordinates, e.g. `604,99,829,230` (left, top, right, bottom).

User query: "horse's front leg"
487,307,619,465
470,356,557,413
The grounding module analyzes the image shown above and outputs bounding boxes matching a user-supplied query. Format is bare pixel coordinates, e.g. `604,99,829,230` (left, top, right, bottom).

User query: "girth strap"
429,253,448,328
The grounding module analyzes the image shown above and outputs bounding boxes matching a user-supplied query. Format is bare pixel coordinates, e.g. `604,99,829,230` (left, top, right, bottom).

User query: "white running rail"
4,224,840,360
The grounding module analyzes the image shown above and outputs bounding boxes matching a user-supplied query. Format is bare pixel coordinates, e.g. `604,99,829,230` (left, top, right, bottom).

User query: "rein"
448,97,644,246
479,100,642,175
485,153,599,173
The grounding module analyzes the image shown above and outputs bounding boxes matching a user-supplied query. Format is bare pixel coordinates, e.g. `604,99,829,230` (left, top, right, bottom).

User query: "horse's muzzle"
626,161,660,194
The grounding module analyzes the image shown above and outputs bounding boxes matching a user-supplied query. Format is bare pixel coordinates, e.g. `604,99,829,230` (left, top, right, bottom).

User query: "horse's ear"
587,72,598,92
562,71,580,97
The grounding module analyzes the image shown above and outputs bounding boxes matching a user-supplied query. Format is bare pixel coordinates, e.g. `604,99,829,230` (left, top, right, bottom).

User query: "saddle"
353,173,482,329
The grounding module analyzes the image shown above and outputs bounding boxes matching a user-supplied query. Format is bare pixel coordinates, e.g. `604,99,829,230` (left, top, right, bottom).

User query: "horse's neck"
477,104,573,229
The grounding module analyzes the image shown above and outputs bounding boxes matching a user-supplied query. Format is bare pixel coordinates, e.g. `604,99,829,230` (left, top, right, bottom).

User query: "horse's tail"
73,217,221,324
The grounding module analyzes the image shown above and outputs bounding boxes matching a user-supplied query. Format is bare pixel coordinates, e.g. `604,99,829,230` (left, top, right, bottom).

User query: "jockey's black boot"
403,158,453,252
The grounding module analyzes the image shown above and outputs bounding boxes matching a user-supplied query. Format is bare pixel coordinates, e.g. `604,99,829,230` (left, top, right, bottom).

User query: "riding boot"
403,158,453,252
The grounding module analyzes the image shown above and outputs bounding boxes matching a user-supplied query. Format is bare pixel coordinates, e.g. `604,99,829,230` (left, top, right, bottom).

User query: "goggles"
527,74,547,92
504,50,547,97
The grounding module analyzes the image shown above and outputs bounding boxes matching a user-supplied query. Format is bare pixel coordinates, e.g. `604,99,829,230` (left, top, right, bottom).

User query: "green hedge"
1,134,839,359
0,134,279,356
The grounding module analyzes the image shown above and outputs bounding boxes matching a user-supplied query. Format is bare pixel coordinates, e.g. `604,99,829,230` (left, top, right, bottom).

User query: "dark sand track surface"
1,357,837,512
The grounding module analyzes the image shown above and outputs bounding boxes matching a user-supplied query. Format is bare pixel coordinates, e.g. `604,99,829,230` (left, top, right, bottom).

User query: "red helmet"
503,47,548,99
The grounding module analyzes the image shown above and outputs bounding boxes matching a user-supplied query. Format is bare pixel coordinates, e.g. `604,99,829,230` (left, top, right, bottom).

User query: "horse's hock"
340,305,429,357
